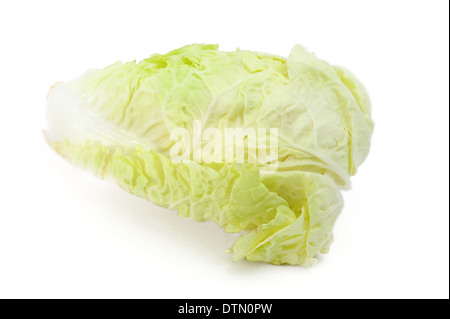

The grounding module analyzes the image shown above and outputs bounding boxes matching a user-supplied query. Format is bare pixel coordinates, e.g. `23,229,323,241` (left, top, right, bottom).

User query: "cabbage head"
46,44,374,266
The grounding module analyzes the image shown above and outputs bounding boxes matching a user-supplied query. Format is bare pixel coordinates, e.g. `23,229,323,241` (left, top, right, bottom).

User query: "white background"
0,0,448,299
